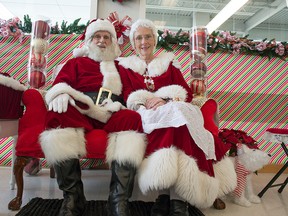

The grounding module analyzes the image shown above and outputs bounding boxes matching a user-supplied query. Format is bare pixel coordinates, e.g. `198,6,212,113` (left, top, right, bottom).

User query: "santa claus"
40,19,146,216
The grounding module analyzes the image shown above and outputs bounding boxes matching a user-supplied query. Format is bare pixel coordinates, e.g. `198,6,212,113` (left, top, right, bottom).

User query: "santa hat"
73,19,118,57
129,19,158,49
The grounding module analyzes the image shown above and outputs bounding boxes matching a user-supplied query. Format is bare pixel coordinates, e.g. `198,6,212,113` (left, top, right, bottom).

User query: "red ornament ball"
33,20,50,39
191,62,207,78
30,53,46,68
190,79,206,95
29,70,46,88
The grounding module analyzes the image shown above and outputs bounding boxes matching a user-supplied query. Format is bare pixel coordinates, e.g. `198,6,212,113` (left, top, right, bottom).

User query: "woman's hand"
145,97,166,110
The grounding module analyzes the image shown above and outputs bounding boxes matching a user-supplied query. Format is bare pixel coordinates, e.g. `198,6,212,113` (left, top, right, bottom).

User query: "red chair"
8,88,109,210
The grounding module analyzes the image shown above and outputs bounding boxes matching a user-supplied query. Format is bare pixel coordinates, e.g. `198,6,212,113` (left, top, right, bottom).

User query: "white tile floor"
0,166,287,216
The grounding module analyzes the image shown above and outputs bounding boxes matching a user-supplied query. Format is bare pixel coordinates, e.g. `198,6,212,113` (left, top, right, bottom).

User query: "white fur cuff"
106,131,147,167
40,128,86,165
154,85,188,101
126,89,154,110
175,151,219,208
138,147,179,194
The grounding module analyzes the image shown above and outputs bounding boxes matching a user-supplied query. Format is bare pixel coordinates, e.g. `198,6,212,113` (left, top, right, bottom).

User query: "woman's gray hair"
129,19,158,49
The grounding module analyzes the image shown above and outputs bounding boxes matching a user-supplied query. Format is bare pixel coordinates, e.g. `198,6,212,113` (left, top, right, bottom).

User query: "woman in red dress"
118,19,236,215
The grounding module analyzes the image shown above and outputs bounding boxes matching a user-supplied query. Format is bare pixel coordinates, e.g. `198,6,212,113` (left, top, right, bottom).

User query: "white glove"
48,93,75,113
100,98,126,113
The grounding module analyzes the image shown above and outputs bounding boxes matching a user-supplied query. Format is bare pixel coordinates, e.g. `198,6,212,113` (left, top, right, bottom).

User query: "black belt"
84,91,126,106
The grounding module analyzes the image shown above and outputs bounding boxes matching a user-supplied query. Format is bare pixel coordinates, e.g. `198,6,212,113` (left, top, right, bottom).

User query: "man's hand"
48,93,75,113
145,97,166,110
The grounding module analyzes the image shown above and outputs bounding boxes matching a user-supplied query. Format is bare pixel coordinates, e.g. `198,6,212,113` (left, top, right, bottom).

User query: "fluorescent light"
0,3,14,20
161,0,178,7
206,0,250,33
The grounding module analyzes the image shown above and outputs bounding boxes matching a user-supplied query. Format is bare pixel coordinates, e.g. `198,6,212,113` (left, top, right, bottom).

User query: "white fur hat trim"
85,19,117,42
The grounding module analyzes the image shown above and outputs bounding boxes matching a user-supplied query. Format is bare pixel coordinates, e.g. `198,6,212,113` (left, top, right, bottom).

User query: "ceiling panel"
0,0,90,25
146,0,288,41
0,0,287,41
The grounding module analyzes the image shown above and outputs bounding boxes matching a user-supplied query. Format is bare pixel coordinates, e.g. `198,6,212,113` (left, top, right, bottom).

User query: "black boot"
107,161,136,216
151,194,170,216
54,159,86,216
169,200,189,216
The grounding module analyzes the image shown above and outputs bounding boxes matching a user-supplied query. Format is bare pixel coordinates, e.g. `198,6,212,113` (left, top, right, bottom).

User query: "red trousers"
45,105,143,134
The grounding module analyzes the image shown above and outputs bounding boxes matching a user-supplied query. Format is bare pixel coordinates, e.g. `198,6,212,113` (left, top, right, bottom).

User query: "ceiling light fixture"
206,0,250,34
161,0,178,7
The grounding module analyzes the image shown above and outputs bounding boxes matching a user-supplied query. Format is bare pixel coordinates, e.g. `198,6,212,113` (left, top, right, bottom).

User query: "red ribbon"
107,11,132,44
0,17,24,42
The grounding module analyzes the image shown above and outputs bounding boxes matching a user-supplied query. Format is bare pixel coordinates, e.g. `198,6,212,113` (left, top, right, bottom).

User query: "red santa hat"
129,19,158,49
73,19,118,57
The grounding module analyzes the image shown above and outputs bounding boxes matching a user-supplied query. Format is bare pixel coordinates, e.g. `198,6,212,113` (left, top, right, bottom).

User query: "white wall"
90,0,146,21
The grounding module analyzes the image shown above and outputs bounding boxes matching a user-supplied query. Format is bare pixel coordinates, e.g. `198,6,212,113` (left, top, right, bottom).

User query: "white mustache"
96,42,105,47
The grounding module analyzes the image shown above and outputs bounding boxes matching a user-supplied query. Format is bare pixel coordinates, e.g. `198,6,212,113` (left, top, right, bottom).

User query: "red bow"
0,17,24,42
107,12,132,44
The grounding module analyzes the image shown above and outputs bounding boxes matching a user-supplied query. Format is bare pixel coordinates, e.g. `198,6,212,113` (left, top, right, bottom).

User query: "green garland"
157,29,189,51
17,15,89,34
3,15,288,60
157,28,287,61
207,31,287,61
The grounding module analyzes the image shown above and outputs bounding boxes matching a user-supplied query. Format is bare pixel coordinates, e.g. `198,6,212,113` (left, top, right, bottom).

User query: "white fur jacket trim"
100,61,122,95
118,52,181,77
119,52,186,111
0,74,27,91
45,82,112,123
126,89,154,111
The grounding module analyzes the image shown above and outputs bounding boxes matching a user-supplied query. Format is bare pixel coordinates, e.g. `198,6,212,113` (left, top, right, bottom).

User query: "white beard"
87,42,120,61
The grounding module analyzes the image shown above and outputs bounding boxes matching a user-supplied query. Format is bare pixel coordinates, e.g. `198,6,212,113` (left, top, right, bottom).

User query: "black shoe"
169,200,189,216
151,194,170,216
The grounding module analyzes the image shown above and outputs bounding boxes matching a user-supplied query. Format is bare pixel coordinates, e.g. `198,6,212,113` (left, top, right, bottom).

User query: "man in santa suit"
40,19,146,216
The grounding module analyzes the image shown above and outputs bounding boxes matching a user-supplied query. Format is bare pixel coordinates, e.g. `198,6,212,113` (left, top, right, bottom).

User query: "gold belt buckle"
96,87,112,105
